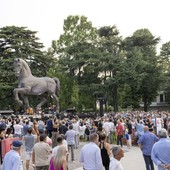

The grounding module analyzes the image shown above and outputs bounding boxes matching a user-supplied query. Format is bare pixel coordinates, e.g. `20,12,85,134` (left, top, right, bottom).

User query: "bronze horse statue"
13,58,60,113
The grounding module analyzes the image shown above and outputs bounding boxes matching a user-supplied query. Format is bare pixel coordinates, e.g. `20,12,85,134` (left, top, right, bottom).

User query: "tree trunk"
94,97,97,113
112,85,118,112
144,99,148,112
99,98,104,117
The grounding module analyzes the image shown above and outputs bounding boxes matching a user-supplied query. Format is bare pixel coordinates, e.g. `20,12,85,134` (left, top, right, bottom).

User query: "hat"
12,140,22,148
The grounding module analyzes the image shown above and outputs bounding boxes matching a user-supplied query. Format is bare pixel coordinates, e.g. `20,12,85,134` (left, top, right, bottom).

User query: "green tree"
159,41,170,75
159,41,170,103
97,26,124,112
51,15,99,111
123,29,161,111
65,41,102,111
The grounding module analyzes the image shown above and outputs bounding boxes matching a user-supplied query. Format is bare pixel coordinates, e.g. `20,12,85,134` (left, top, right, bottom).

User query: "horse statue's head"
13,58,22,77
13,58,32,78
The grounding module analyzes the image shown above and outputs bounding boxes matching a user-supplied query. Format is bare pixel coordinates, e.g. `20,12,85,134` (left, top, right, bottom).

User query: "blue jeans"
143,154,154,170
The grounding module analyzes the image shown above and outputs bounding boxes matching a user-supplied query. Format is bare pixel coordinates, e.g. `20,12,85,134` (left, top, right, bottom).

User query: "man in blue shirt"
151,128,170,170
138,126,159,170
2,140,23,170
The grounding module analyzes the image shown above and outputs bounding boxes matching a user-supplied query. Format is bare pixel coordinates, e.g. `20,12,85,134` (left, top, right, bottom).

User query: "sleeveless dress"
99,141,110,170
49,158,63,170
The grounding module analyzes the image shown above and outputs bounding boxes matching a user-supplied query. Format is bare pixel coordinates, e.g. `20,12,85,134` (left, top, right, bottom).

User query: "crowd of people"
0,110,170,170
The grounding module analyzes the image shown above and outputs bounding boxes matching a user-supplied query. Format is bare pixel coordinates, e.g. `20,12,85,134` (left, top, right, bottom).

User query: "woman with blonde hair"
49,145,67,170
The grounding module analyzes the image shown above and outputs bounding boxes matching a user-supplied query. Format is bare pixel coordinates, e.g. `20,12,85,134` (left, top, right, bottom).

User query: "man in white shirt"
79,133,103,170
14,120,23,139
73,119,80,149
103,118,111,142
109,146,124,170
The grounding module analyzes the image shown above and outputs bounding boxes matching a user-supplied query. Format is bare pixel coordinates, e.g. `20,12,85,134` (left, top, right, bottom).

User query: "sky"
1,0,170,51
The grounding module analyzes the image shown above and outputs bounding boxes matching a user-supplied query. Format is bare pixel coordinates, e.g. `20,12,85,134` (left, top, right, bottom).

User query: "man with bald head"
138,126,159,170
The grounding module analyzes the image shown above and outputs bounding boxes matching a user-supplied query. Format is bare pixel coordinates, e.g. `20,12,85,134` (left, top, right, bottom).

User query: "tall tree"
159,41,170,72
97,26,124,112
159,41,170,103
51,15,99,111
123,29,161,111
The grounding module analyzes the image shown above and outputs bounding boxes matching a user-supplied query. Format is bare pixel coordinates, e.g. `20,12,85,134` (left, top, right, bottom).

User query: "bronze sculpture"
13,58,60,113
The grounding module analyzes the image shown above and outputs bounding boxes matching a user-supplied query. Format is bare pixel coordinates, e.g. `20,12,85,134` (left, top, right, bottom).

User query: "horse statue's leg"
13,88,23,106
36,96,47,113
13,87,31,106
51,93,60,114
20,94,30,110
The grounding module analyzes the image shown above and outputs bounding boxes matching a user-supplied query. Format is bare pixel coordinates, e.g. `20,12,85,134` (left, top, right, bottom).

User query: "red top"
116,123,123,135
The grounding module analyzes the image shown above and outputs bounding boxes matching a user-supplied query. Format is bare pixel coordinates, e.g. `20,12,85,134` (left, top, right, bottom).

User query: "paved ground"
18,142,157,170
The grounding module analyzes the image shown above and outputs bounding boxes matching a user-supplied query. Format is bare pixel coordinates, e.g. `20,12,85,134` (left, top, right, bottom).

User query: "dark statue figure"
13,58,60,113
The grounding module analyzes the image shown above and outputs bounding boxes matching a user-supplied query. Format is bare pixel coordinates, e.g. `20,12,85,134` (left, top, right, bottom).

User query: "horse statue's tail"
53,78,60,97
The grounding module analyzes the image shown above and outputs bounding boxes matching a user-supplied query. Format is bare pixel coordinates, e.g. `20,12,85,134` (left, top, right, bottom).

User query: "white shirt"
152,118,163,134
63,139,68,151
14,124,23,135
80,125,86,136
103,122,110,135
73,122,80,135
79,142,103,170
109,157,123,170
7,121,12,128
108,122,115,132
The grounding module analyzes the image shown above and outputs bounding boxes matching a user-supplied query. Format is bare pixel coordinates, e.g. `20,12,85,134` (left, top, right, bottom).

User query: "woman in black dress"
99,133,111,170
